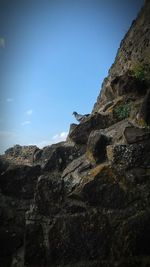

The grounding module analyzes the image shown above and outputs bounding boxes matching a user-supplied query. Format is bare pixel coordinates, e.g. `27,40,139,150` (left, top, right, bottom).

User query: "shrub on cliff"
113,102,131,120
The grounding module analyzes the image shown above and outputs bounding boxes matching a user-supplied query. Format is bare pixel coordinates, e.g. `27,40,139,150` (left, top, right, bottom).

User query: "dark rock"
34,173,65,216
111,210,150,260
107,142,150,169
82,165,129,209
62,155,91,193
93,0,150,112
124,126,150,144
138,88,150,125
0,164,40,267
34,142,81,172
24,223,47,267
86,130,111,164
68,113,114,145
5,144,38,166
110,72,147,97
0,165,40,199
48,210,110,265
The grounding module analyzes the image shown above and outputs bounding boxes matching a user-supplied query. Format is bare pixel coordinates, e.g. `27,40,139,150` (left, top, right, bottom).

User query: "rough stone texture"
93,0,150,112
4,144,39,166
86,130,111,164
68,113,115,144
124,126,150,144
138,88,150,125
110,72,148,97
34,173,65,216
1,2,150,267
107,142,150,169
0,164,40,267
33,142,81,172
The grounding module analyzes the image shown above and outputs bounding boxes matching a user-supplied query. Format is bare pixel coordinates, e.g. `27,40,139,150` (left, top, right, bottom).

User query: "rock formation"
1,1,150,266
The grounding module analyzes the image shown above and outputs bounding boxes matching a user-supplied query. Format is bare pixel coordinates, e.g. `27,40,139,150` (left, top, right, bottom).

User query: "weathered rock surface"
124,126,150,144
68,113,115,144
1,1,150,267
33,141,82,171
86,130,111,164
93,0,150,112
138,88,150,125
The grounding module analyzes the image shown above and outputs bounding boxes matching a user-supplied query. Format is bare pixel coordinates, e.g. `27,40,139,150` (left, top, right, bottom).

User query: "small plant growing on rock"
130,62,150,83
113,103,131,120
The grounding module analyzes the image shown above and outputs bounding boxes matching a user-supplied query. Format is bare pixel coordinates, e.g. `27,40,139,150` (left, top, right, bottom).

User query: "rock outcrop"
1,1,150,267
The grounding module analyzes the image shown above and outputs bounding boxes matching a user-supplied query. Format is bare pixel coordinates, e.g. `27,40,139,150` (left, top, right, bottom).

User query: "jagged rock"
68,113,114,145
34,142,81,172
0,164,40,267
138,88,150,125
86,130,111,164
110,72,147,97
82,164,129,209
0,157,10,174
47,210,110,265
0,165,40,199
107,141,150,169
124,126,150,144
67,123,78,141
33,173,65,216
93,0,150,112
62,155,91,194
1,1,150,266
24,223,47,267
5,144,38,166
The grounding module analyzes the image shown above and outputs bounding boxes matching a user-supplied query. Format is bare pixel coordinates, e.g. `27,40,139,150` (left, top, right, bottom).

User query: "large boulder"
124,126,150,144
4,144,38,166
0,164,40,267
86,130,111,164
110,72,147,97
33,173,65,216
68,113,114,145
34,142,82,172
62,155,91,194
107,141,150,170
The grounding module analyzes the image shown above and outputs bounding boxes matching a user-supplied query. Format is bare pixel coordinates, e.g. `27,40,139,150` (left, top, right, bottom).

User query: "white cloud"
35,131,68,149
36,140,52,148
6,98,13,102
52,131,68,143
26,109,33,115
21,120,31,126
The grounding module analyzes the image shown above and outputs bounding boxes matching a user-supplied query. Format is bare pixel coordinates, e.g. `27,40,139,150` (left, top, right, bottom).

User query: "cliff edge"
1,1,150,267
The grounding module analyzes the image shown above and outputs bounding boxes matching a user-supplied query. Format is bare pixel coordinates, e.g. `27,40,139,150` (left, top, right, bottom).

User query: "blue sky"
0,0,144,153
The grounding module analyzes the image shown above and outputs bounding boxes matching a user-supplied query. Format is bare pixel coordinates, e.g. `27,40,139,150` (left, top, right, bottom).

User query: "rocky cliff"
1,1,150,267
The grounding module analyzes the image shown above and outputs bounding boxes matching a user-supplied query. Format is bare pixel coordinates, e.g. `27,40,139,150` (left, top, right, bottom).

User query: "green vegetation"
130,62,150,83
113,103,131,120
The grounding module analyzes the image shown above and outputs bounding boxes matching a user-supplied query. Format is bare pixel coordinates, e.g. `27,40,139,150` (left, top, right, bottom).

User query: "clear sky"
0,0,144,153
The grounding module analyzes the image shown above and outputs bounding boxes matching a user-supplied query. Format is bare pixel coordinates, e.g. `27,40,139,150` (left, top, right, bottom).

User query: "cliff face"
93,0,150,112
1,1,150,267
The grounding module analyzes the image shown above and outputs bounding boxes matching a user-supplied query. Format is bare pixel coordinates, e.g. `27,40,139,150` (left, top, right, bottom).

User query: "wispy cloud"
21,120,31,126
35,131,68,149
36,140,51,148
26,109,33,115
52,131,68,142
6,98,13,102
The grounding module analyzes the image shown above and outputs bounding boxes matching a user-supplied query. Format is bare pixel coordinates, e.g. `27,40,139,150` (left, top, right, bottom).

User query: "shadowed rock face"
92,0,150,112
1,1,150,267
